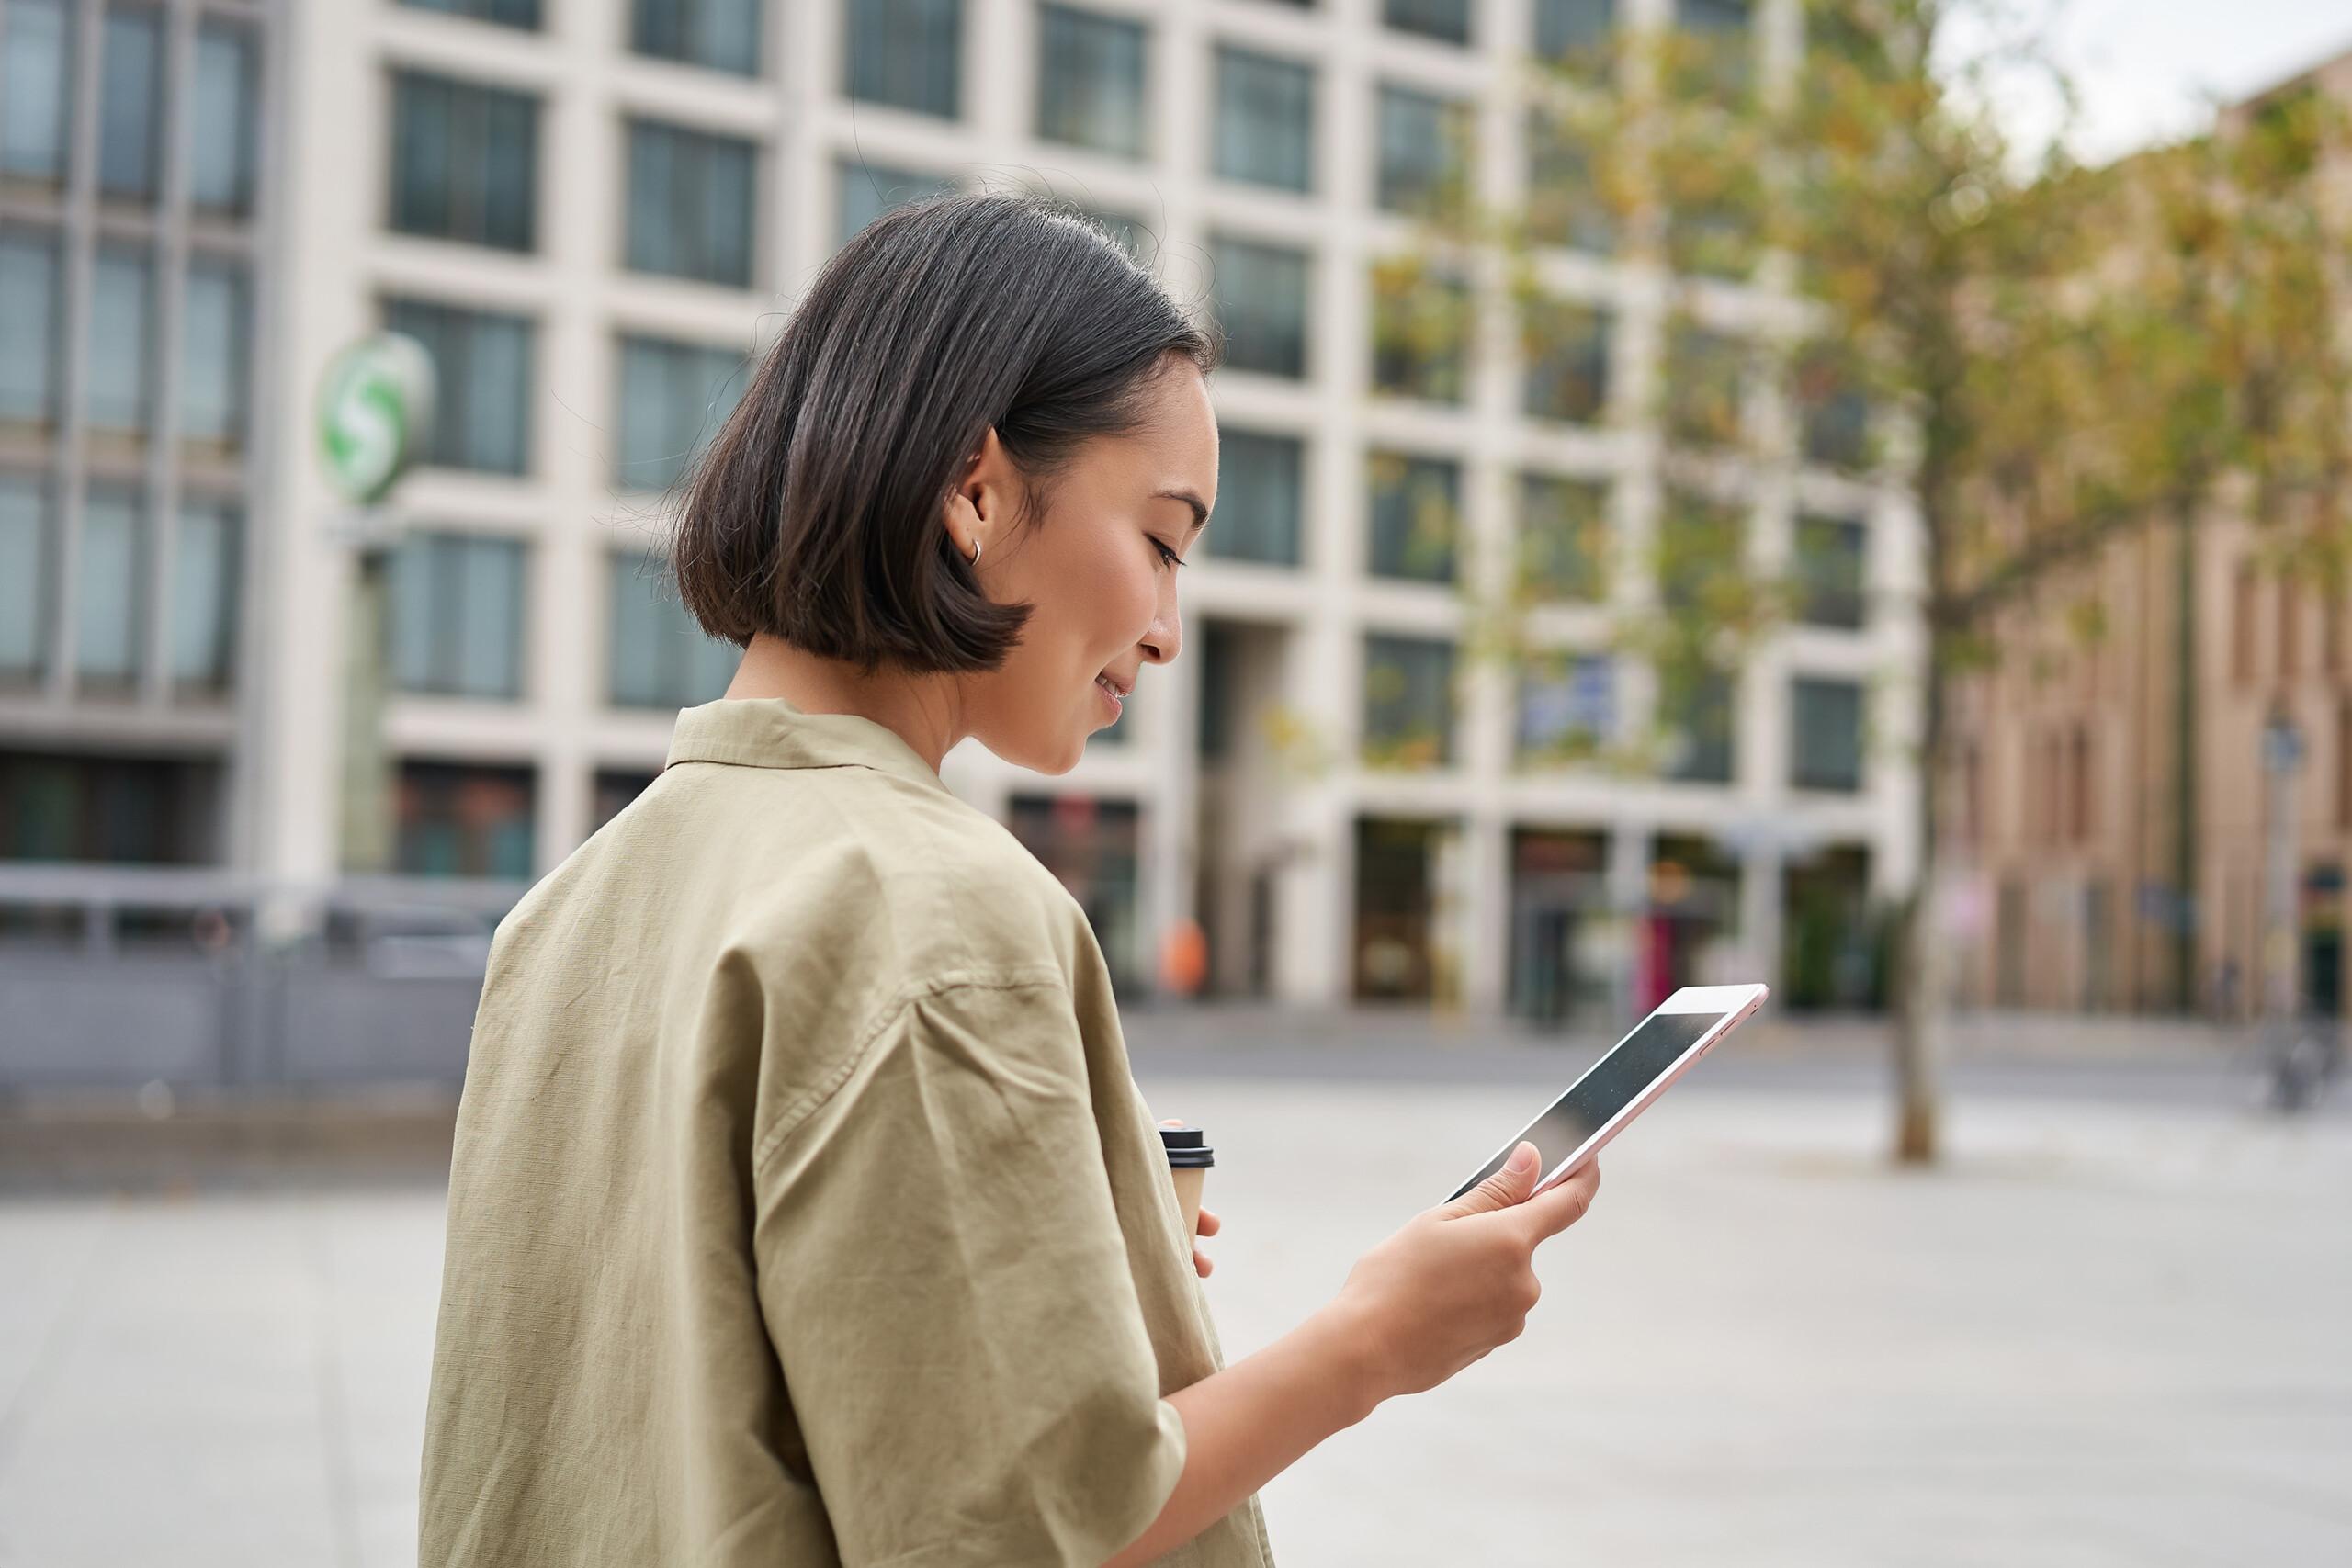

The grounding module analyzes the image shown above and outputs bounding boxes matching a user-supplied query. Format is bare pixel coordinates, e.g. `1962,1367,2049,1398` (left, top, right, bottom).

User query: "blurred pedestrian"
1159,915,1209,998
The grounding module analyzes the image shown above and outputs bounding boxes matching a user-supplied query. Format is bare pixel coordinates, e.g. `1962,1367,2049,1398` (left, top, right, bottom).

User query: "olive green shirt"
419,699,1276,1567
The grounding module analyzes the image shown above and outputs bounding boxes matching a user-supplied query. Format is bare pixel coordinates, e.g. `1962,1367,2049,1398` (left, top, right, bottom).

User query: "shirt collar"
664,699,954,796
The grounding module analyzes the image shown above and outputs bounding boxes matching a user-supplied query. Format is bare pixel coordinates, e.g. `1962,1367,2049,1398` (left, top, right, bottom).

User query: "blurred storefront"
1009,794,1144,997
1781,843,1883,1011
1636,834,1740,1011
1351,816,1459,1005
1506,827,1611,1028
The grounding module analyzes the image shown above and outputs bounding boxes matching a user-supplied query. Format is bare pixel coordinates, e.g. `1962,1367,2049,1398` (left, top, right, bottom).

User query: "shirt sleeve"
751,968,1187,1568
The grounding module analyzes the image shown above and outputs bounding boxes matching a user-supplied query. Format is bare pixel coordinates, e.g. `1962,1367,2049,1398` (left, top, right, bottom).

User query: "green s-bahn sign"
317,333,436,508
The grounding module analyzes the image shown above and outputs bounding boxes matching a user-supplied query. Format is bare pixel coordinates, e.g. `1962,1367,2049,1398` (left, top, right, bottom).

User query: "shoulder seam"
749,964,1071,1179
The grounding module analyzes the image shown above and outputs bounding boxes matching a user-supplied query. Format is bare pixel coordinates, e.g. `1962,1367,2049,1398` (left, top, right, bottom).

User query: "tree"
1389,0,2352,1161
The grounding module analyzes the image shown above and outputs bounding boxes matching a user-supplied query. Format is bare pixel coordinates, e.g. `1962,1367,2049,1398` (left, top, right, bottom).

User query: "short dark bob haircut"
672,192,1219,674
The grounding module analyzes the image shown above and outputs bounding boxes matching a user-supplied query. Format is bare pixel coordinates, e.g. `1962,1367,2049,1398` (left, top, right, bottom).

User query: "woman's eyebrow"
1155,489,1211,534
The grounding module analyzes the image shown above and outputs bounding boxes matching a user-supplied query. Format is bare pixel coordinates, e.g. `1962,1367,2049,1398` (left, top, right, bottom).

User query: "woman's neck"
722,633,962,773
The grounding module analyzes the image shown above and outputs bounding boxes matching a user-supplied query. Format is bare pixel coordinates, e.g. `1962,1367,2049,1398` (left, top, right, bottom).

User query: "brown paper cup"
1169,1166,1206,1249
1158,1121,1215,1254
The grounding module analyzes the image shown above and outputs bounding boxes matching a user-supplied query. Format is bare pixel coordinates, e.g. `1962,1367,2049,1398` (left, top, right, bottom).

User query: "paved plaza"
1,1066,2346,1566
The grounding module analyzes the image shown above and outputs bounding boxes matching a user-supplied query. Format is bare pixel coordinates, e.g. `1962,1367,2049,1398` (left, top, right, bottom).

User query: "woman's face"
952,358,1218,774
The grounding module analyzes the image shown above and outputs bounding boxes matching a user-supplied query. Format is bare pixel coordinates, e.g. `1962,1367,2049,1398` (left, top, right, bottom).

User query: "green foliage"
1394,0,2352,791
1369,254,1474,404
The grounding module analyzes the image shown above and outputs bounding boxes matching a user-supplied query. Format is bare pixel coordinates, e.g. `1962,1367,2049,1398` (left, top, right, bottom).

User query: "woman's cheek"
1129,569,1163,632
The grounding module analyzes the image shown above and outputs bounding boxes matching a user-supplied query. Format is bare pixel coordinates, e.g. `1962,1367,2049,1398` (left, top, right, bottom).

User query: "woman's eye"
1154,538,1185,569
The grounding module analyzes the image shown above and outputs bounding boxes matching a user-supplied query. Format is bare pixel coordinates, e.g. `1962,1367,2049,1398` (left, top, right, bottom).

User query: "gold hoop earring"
968,536,982,566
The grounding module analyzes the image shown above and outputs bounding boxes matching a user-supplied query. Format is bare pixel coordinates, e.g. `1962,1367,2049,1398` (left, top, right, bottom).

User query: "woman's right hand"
1329,1143,1601,1402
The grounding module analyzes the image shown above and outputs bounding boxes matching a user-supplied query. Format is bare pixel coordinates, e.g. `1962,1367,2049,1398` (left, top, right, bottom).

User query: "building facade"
4,0,1923,1026
0,0,272,866
1946,47,2352,1024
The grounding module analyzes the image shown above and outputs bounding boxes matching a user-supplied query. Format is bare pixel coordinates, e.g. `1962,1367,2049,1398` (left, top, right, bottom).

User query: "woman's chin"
983,725,1087,776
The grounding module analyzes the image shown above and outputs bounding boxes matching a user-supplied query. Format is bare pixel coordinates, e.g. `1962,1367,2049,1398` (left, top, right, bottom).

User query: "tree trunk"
1891,645,1948,1165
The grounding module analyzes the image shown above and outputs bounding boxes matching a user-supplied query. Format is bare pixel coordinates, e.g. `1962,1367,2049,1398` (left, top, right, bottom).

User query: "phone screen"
1448,1008,1728,1201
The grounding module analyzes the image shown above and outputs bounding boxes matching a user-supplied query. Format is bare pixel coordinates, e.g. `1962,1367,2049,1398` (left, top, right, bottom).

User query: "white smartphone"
1446,983,1769,1202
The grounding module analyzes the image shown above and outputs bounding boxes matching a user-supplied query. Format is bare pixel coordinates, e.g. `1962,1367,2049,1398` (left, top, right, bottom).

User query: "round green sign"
317,333,436,507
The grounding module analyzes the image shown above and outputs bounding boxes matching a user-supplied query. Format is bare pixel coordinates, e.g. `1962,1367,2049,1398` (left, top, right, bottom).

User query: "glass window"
1676,0,1752,95
86,244,152,440
1516,654,1615,763
190,22,259,217
98,6,161,202
616,335,750,491
1210,430,1304,568
170,501,238,690
1370,261,1470,404
1521,298,1610,424
631,0,762,76
1517,474,1608,601
607,554,738,709
1376,84,1471,216
1534,0,1613,62
1661,663,1734,784
1526,109,1612,253
384,299,534,475
1196,626,1237,760
75,489,143,684
395,761,536,879
389,71,539,252
390,533,526,699
1796,345,1870,469
1668,181,1758,280
626,119,756,287
1794,514,1866,630
0,477,44,681
1666,323,1745,448
0,751,219,863
1384,0,1468,44
1367,452,1458,584
844,0,961,119
2,0,72,183
1658,492,1743,614
837,159,954,245
1792,676,1863,792
1210,235,1309,379
1679,2,1753,32
401,0,541,25
0,229,58,431
1363,633,1455,769
1036,5,1148,159
1212,46,1313,194
180,260,248,457
1006,795,1145,991
593,770,658,829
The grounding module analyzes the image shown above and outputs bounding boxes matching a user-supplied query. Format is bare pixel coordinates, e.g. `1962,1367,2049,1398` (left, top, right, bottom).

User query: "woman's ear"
941,480,982,563
948,427,1017,559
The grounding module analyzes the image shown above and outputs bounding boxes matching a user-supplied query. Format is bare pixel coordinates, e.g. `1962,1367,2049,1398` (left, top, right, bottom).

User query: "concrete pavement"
0,1074,2345,1565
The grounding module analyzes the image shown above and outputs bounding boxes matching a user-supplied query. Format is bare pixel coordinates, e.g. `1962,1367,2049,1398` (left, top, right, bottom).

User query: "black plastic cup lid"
1159,1123,1216,1168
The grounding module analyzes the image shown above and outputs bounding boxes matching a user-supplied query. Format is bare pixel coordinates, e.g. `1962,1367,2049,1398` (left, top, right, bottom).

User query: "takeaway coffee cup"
1158,1122,1215,1249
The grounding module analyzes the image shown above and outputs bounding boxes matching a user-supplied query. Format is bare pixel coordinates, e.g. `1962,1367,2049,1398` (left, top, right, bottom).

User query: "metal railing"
0,866,522,1091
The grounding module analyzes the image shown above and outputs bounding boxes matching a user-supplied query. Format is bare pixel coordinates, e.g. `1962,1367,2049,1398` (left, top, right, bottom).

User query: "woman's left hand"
1193,1206,1220,1279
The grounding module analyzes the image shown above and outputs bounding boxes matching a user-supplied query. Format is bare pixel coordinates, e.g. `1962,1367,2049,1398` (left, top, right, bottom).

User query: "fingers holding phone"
1333,1141,1603,1402
1516,1156,1601,1245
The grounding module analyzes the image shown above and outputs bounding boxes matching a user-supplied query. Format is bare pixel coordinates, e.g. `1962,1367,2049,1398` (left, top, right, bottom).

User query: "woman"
417,194,1600,1567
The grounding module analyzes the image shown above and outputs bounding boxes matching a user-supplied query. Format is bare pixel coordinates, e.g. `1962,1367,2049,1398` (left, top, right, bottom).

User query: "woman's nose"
1140,610,1182,666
